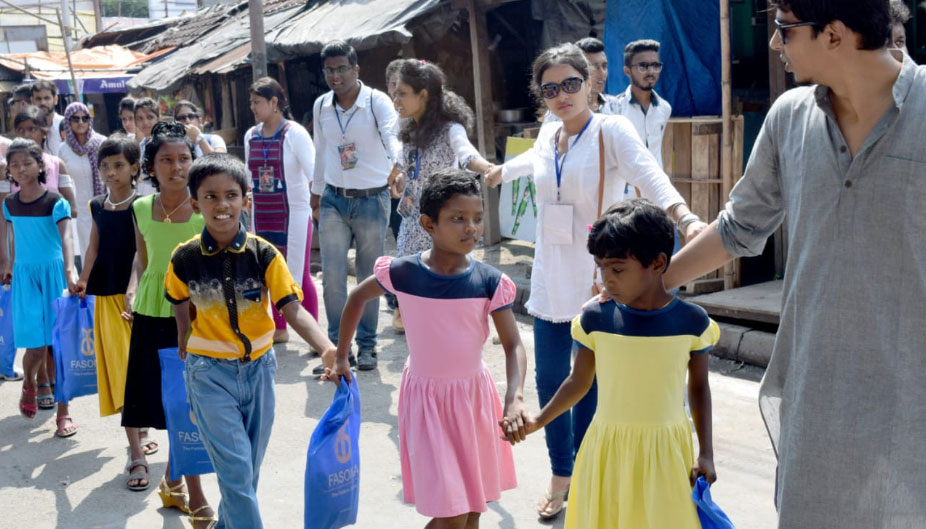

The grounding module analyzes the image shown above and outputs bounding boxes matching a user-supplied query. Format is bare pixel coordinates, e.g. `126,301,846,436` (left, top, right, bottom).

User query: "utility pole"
248,0,268,80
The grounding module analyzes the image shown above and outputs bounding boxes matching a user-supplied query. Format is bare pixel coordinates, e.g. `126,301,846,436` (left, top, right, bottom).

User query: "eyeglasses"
175,113,199,122
539,77,584,99
631,62,664,74
68,115,90,123
322,65,353,76
774,19,815,45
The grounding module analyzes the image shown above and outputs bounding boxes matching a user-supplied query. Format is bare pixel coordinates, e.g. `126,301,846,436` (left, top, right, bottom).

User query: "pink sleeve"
488,274,517,313
374,256,395,294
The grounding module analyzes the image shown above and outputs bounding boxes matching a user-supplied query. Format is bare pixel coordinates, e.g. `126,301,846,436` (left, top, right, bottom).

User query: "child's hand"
1,264,11,285
484,165,502,188
66,269,79,295
121,290,135,321
177,340,187,361
499,399,531,444
322,352,353,385
74,279,87,299
690,455,717,486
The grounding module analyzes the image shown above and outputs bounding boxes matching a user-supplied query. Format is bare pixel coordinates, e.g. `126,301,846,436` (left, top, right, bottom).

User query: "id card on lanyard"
258,120,286,191
543,116,593,245
335,98,360,170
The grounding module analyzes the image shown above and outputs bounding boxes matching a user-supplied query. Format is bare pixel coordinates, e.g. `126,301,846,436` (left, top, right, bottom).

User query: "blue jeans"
318,187,389,349
185,350,277,529
533,318,598,477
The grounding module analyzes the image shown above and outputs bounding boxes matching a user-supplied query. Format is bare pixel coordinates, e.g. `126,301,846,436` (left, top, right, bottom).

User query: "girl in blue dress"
3,138,78,436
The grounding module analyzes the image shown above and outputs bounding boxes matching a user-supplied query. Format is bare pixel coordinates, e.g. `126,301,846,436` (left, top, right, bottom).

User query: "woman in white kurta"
486,43,706,519
58,102,105,257
244,77,317,343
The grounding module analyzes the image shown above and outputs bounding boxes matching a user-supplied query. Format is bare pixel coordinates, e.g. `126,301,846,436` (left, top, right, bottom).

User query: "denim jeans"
533,317,598,477
185,350,277,529
318,187,389,349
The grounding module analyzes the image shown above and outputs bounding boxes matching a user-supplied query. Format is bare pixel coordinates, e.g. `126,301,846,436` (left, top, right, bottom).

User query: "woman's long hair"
397,60,474,150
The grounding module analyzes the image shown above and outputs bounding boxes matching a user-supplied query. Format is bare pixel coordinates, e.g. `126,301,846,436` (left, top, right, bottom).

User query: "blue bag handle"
319,377,356,436
692,476,736,529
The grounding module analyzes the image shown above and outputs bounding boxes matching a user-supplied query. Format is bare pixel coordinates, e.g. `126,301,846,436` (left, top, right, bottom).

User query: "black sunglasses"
539,77,584,99
68,115,90,123
175,113,199,122
774,19,815,45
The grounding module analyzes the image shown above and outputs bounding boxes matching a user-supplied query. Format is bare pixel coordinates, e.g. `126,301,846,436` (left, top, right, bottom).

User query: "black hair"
143,121,195,190
30,80,57,97
6,138,47,185
118,96,136,114
320,40,358,66
385,58,405,82
397,59,475,150
623,39,661,67
188,153,250,198
14,105,49,132
587,199,675,269
13,84,32,100
133,97,159,117
575,37,605,54
248,77,293,120
97,134,141,182
889,0,912,25
173,99,199,117
419,169,481,221
772,0,891,50
531,43,590,99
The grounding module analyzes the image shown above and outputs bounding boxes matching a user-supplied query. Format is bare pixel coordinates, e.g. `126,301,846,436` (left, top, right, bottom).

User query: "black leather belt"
326,184,388,198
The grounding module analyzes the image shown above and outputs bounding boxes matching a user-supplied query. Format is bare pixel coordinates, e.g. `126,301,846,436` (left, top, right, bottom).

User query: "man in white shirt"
615,39,672,169
30,80,64,157
310,40,401,372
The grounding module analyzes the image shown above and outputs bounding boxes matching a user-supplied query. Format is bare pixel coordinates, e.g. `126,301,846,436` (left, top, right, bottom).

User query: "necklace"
157,193,190,223
104,190,137,210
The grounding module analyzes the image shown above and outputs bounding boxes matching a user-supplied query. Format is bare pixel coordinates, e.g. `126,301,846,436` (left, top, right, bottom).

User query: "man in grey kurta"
664,2,926,527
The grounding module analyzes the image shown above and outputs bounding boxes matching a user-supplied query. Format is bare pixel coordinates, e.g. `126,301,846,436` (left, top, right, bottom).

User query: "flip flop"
19,386,36,419
54,416,78,438
537,487,569,519
142,440,159,456
37,383,55,410
125,459,150,491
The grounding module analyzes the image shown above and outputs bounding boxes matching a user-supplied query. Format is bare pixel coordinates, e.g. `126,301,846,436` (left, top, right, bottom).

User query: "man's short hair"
772,0,891,50
623,39,661,67
321,40,358,67
13,84,32,101
575,37,605,54
30,80,57,97
888,0,912,25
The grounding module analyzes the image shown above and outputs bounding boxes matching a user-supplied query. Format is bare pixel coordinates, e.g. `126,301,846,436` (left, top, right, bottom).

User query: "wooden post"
465,0,500,244
248,0,268,80
720,0,734,289
56,8,81,103
91,0,102,33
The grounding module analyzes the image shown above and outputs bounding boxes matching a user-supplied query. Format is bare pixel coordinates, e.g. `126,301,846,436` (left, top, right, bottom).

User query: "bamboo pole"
56,8,82,103
720,0,734,289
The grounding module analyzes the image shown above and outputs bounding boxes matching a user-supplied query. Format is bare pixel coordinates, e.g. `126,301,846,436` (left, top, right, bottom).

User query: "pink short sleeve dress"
374,254,518,518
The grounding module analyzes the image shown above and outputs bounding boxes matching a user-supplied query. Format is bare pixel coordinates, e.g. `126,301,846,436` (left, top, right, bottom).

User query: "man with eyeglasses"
615,39,671,170
663,1,926,527
30,80,64,156
309,40,401,372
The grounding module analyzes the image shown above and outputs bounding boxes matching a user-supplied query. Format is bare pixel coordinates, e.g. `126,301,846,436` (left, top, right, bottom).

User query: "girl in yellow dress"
503,199,720,528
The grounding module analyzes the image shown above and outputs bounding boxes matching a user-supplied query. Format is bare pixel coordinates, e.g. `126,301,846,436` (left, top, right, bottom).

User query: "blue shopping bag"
305,377,361,529
52,294,97,402
692,476,736,529
158,347,214,481
0,285,17,378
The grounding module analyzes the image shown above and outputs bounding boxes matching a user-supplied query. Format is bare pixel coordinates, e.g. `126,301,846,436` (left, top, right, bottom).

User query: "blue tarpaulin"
604,1,721,117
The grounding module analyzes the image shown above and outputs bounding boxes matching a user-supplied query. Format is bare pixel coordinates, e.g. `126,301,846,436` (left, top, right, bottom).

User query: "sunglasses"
175,113,199,122
774,19,815,45
539,77,584,99
69,115,90,123
322,65,353,76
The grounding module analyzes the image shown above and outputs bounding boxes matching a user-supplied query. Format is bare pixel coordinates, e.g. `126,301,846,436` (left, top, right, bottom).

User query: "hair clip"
587,224,594,232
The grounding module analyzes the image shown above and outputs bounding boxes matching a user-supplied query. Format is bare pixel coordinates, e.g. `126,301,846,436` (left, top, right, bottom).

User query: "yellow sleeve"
266,252,303,310
692,318,721,354
571,314,595,352
164,258,189,304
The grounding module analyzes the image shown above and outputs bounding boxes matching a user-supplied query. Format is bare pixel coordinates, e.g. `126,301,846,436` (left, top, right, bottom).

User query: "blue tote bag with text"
0,285,17,378
52,295,97,402
158,347,214,481
692,476,736,529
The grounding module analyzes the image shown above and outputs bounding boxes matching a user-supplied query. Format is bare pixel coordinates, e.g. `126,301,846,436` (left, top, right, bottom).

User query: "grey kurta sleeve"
717,112,785,257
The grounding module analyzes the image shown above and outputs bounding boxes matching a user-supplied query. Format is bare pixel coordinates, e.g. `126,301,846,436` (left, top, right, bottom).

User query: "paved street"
0,274,778,529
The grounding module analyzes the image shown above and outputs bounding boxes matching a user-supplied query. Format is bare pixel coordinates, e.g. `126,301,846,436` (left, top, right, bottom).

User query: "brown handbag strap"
593,129,605,284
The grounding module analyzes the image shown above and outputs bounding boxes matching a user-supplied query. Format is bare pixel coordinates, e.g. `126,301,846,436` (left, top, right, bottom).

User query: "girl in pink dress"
326,169,529,528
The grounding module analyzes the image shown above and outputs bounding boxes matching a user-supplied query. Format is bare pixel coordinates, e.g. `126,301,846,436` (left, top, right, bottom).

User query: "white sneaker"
1,370,24,381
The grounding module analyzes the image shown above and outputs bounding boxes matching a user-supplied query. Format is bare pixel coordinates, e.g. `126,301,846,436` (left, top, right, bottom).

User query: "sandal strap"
55,415,73,423
22,387,36,396
161,476,187,496
37,382,52,388
188,504,217,522
125,459,148,473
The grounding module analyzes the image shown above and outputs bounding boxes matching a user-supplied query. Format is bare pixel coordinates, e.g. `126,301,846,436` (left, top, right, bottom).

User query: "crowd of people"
0,0,922,527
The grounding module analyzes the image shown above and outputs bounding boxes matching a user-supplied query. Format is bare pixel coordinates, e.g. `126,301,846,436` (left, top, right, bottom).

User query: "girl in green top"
121,122,214,527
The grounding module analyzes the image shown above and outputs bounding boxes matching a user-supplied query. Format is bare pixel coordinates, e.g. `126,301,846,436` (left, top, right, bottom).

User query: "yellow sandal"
187,505,217,529
157,476,191,514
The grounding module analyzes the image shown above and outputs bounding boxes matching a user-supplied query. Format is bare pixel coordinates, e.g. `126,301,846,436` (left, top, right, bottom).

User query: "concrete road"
0,281,778,529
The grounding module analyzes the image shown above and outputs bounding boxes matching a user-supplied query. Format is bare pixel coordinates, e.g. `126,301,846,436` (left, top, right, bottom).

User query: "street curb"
712,322,774,368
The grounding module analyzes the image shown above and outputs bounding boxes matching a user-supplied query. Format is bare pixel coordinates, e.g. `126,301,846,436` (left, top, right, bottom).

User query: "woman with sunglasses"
486,43,707,519
58,102,106,257
173,100,226,157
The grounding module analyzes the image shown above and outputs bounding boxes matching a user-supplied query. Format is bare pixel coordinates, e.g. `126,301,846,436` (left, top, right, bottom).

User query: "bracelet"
677,213,701,231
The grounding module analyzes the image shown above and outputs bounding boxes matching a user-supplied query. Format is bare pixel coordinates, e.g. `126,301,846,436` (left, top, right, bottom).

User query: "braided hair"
143,121,195,190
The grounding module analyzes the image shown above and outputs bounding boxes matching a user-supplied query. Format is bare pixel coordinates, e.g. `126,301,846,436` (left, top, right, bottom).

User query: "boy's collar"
200,224,248,256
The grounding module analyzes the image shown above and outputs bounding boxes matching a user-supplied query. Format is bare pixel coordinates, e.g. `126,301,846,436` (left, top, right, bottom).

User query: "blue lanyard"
408,149,421,181
258,120,286,164
553,115,593,201
334,104,359,138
